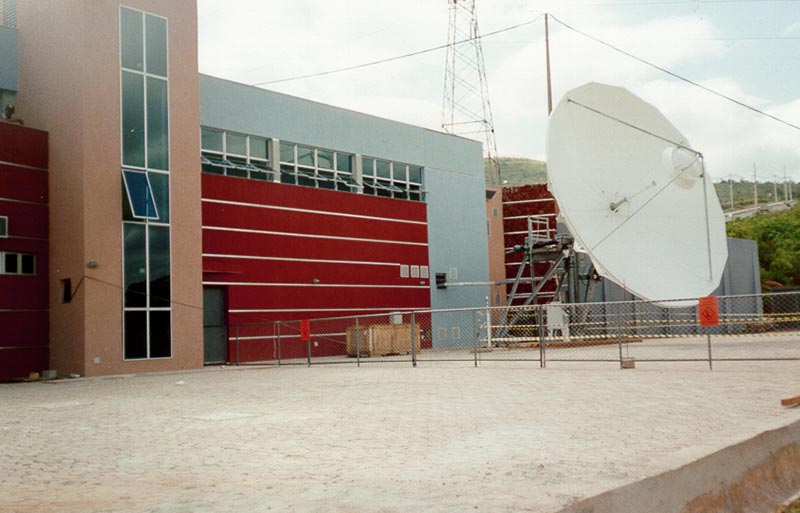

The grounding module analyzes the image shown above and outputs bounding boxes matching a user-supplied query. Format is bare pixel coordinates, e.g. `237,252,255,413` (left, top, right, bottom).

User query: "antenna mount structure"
442,0,501,185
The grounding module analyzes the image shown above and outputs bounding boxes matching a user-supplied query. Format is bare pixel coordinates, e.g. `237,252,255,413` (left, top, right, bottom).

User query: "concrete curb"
557,419,800,513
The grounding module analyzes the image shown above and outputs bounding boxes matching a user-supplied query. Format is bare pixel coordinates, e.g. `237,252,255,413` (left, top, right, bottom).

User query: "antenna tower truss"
442,0,501,185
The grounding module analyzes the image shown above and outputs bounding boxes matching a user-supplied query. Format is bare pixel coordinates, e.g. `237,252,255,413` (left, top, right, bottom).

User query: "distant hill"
486,157,798,212
486,157,547,186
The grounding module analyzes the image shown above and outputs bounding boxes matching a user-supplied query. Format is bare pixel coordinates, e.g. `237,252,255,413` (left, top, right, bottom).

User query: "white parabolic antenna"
546,82,728,306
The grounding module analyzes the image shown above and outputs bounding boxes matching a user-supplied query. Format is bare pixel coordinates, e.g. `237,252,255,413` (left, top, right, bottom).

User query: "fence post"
537,305,545,368
473,309,479,368
276,321,281,367
355,316,361,368
410,312,417,367
706,332,713,371
307,337,312,367
235,324,240,366
617,303,624,366
486,297,492,349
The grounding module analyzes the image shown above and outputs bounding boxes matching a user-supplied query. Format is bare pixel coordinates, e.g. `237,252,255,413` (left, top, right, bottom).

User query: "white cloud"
198,1,800,181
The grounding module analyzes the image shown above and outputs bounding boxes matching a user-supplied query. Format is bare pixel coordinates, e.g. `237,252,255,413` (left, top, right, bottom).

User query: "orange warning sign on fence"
698,296,719,327
300,319,311,341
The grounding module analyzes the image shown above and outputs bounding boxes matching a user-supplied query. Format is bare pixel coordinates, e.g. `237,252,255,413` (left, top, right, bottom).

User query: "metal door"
203,287,227,364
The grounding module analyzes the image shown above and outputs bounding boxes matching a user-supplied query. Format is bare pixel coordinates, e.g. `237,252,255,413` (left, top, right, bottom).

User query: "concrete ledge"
557,419,800,513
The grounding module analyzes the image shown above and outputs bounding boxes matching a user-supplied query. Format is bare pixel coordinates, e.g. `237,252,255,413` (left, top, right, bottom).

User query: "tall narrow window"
120,6,171,360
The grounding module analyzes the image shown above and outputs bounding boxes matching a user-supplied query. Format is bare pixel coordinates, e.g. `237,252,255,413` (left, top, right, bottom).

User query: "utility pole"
784,166,789,201
753,163,758,207
728,176,734,209
545,13,553,115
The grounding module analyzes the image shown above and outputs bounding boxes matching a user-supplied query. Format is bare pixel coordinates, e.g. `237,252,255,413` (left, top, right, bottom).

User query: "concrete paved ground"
2,361,800,513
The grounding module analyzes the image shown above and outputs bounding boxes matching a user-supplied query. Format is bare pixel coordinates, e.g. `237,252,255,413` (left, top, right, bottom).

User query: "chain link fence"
226,291,800,368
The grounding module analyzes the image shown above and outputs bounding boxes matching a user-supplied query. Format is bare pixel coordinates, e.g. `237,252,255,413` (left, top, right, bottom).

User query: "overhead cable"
251,15,543,86
549,14,800,132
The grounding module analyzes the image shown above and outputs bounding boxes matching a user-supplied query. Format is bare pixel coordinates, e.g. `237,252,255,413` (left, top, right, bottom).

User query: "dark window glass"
146,77,169,170
149,172,169,223
377,187,392,198
145,14,167,77
226,156,248,177
226,133,246,156
409,166,423,183
376,160,391,179
318,150,333,169
120,8,143,71
122,178,135,221
297,146,314,166
202,152,224,174
250,137,268,160
21,254,35,275
149,311,171,358
201,128,223,152
124,310,148,359
362,157,374,176
0,216,6,236
122,71,145,167
4,253,18,274
122,170,158,219
250,160,271,171
362,178,375,196
318,170,335,189
393,163,407,181
280,164,296,185
123,223,147,308
149,225,170,308
297,169,315,187
409,184,421,202
250,170,269,181
280,142,295,163
336,153,352,173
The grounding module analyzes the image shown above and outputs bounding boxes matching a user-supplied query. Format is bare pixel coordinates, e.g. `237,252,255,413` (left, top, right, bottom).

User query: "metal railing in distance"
227,291,800,368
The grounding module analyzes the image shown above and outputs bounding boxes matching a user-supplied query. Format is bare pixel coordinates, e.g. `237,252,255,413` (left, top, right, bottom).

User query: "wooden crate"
346,324,421,357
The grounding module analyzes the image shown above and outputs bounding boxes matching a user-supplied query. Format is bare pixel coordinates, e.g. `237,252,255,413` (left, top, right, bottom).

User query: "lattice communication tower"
442,0,501,185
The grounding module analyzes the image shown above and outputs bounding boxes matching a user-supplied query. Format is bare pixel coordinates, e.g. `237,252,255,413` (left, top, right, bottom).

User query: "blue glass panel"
149,172,169,223
123,170,158,219
145,14,167,77
149,225,170,308
120,8,143,71
147,77,169,170
123,223,147,308
122,71,145,167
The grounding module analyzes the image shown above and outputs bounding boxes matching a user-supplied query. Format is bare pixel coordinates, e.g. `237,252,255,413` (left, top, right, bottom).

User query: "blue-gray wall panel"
199,74,490,313
0,26,18,92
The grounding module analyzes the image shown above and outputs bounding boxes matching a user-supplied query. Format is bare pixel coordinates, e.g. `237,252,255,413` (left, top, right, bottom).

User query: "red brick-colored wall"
0,122,49,380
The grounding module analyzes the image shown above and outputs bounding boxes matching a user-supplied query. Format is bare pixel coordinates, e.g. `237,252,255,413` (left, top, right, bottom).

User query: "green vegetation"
713,179,798,211
727,205,800,289
486,157,547,185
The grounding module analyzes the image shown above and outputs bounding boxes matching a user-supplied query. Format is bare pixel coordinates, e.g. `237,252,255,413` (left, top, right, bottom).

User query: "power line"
249,10,800,133
549,14,800,132
251,15,543,86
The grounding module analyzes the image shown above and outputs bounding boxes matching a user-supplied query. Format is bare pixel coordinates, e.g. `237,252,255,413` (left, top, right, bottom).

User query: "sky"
197,0,800,182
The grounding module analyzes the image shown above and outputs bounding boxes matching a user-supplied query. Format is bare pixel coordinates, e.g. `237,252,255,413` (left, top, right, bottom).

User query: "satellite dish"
546,82,728,306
